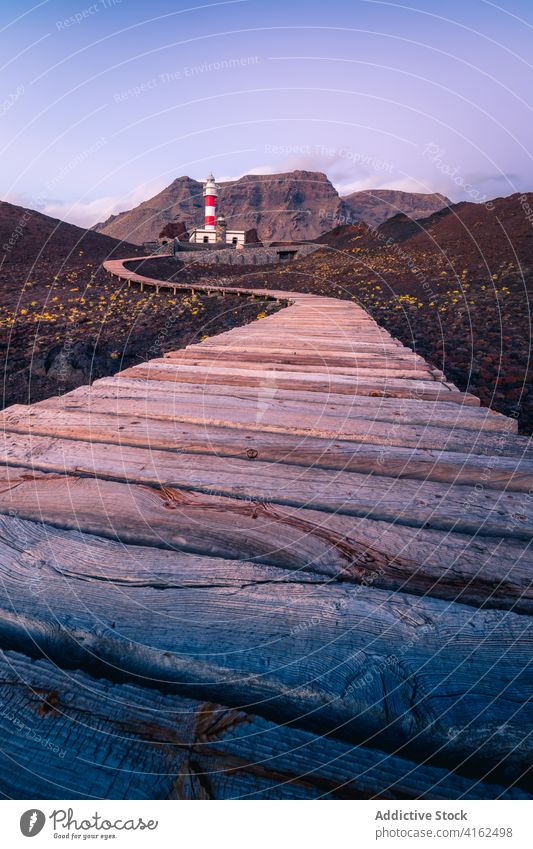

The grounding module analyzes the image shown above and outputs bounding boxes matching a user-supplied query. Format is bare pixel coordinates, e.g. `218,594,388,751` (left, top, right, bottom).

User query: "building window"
278,250,297,263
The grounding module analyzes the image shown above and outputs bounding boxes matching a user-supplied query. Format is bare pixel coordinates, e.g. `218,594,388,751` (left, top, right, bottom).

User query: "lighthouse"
203,172,218,230
188,172,248,245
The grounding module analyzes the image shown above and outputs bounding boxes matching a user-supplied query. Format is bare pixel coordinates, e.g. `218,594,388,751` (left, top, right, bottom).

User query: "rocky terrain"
1,199,142,269
94,170,449,244
0,202,277,408
343,188,451,229
139,193,533,433
4,191,531,433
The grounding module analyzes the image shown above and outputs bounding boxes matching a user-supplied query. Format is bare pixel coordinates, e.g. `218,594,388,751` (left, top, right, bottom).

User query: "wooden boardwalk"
0,256,531,800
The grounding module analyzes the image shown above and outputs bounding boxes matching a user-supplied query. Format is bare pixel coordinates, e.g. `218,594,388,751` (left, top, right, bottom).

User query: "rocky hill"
93,171,450,244
1,200,139,269
299,194,533,431
343,189,451,229
155,192,532,432
0,200,272,412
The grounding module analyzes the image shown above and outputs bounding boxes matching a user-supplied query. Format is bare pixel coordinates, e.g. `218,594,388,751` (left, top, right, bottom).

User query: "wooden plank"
4,648,523,800
263,322,388,327
192,335,419,349
224,318,393,328
25,390,516,455
0,515,530,785
0,469,530,612
261,321,392,328
200,325,401,340
199,341,413,354
169,347,433,368
1,406,530,487
197,324,405,337
169,348,432,368
86,376,512,432
238,313,383,320
119,360,446,391
116,363,472,404
122,360,443,390
162,353,438,381
237,327,393,336
212,332,400,345
1,433,531,539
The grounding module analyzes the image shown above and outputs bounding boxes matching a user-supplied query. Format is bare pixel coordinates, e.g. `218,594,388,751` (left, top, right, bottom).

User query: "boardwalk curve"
0,255,531,800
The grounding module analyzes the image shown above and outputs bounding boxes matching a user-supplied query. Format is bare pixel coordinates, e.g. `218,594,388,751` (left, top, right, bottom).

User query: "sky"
1,0,533,226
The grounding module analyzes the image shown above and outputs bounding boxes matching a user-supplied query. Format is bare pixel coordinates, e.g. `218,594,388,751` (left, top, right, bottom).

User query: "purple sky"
2,0,533,226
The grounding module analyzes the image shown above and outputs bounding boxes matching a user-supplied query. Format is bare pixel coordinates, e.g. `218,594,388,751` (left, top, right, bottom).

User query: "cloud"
5,179,167,229
41,196,128,228
335,174,434,196
3,157,460,232
217,149,433,197
2,190,35,209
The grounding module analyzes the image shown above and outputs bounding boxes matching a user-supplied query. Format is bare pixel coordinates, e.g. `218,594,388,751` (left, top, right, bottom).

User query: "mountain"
0,200,266,417
373,192,533,272
94,171,346,244
342,189,451,229
315,192,533,274
93,171,450,244
0,200,140,268
217,192,532,432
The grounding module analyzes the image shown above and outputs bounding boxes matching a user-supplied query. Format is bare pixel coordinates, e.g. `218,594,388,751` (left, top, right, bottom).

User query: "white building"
188,173,247,246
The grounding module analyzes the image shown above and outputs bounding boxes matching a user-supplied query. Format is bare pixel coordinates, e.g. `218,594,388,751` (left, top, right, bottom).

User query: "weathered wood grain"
0,471,530,612
201,339,404,352
117,361,466,404
0,254,528,800
195,339,430,357
1,434,532,539
24,398,517,458
1,648,526,799
74,376,513,433
164,352,439,381
170,347,432,370
0,517,531,787
1,406,529,488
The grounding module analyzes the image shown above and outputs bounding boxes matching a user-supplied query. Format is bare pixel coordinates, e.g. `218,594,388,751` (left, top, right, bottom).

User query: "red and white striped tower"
203,172,218,230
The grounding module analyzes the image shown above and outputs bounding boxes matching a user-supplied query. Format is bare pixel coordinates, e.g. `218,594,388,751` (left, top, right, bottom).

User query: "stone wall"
174,244,320,266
